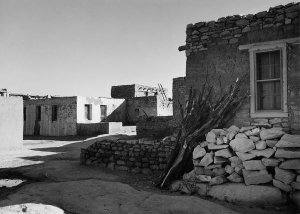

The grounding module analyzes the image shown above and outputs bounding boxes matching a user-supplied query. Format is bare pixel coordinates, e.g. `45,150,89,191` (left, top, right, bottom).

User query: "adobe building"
174,2,300,133
0,92,23,149
23,96,125,136
111,84,173,125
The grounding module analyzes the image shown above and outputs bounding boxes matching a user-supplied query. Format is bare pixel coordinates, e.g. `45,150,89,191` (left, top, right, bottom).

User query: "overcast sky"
0,0,294,97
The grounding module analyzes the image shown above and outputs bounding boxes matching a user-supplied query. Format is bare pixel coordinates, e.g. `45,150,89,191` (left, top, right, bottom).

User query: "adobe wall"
178,3,300,132
24,97,77,136
0,96,23,149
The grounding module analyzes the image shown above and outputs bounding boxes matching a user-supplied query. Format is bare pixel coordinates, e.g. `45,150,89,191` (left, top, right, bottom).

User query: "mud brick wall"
80,138,175,173
136,116,176,138
176,2,300,133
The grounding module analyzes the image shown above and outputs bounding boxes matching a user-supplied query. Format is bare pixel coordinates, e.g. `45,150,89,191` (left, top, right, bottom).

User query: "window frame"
36,106,42,121
52,105,58,122
84,104,92,120
100,105,107,122
249,43,288,118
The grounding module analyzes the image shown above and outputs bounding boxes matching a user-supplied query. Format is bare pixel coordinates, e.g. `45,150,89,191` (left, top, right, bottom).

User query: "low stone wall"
80,137,176,174
178,125,300,205
136,116,177,138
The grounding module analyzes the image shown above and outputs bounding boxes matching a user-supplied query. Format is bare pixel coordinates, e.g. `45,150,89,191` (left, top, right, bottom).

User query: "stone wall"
136,116,176,138
80,137,176,174
176,2,300,132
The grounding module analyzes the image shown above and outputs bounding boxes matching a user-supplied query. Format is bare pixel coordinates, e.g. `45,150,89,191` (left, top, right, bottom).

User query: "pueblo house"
174,2,300,133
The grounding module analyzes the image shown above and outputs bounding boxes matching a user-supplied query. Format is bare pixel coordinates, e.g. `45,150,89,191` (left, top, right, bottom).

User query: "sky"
0,0,295,97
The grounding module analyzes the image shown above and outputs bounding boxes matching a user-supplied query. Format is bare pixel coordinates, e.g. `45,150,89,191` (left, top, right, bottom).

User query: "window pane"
256,50,280,80
257,81,281,110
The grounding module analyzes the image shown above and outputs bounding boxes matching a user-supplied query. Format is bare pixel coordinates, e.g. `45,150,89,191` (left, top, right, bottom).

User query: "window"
23,107,26,121
36,106,41,121
100,105,107,121
85,104,92,120
135,108,139,117
248,42,287,118
52,105,58,121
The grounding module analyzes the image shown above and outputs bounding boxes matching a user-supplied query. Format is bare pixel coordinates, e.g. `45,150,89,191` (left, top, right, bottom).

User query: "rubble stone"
279,159,300,170
273,179,292,192
230,138,255,153
275,167,296,184
291,182,300,190
275,148,300,159
193,145,206,159
243,169,272,185
216,137,224,145
250,136,260,142
225,165,235,174
199,152,214,167
240,126,255,132
260,128,285,140
215,148,233,158
255,141,266,150
213,167,226,176
200,141,209,147
262,158,280,167
209,176,227,185
229,156,242,167
207,143,229,150
206,131,217,143
196,174,212,183
236,152,256,161
227,172,243,183
235,133,248,139
276,134,300,148
249,148,275,158
214,156,228,164
235,164,244,175
266,140,278,148
243,160,266,170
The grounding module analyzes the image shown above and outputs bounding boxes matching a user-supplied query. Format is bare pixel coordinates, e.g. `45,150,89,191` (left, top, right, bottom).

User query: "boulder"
229,156,242,167
275,167,296,184
273,179,292,192
230,138,255,153
206,131,217,143
255,141,266,150
236,152,256,161
266,140,278,148
199,152,214,167
209,176,227,186
276,134,300,148
243,169,272,185
227,172,243,183
215,148,233,158
291,182,300,190
208,183,285,206
193,145,206,159
260,128,285,140
225,165,235,174
261,158,280,167
249,148,275,158
279,159,300,170
207,143,229,150
275,148,300,159
235,133,248,139
243,160,265,170
214,156,228,164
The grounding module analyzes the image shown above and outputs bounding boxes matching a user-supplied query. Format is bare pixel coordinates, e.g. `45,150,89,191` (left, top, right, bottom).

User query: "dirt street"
0,134,295,214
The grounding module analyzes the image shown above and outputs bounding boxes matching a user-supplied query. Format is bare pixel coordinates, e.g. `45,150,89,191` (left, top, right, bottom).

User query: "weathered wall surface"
111,84,162,98
24,97,77,136
136,116,176,138
77,122,123,136
172,77,186,125
77,96,126,124
81,138,175,173
177,3,300,132
0,97,23,149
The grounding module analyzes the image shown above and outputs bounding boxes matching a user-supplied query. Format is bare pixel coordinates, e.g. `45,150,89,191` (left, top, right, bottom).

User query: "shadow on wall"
106,100,126,123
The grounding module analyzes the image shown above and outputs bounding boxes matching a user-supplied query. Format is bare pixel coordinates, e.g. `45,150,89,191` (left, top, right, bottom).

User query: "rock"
205,164,222,170
236,152,256,161
222,136,228,144
260,128,285,140
240,126,256,132
193,145,206,159
227,125,240,133
255,141,266,150
183,170,196,182
276,134,300,148
279,159,300,170
261,158,280,167
227,131,237,140
235,133,248,139
194,183,208,196
208,183,285,206
275,167,296,184
249,148,275,158
275,148,300,159
194,166,204,175
266,140,278,148
215,148,233,158
209,176,227,186
193,159,201,166
213,168,226,176
216,137,224,145
245,128,260,136
211,129,227,136
227,172,243,183
234,164,244,175
243,169,272,185
291,182,300,190
243,160,265,170
206,132,217,143
225,165,235,174
229,156,242,167
250,136,260,142
230,138,255,153
202,168,214,176
290,191,300,209
195,174,212,183
273,179,292,192
170,180,183,192
207,143,229,150
199,152,214,167
200,141,209,147
214,156,228,164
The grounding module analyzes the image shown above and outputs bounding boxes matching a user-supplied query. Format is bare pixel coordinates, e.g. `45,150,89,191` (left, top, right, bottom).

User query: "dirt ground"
0,134,297,214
